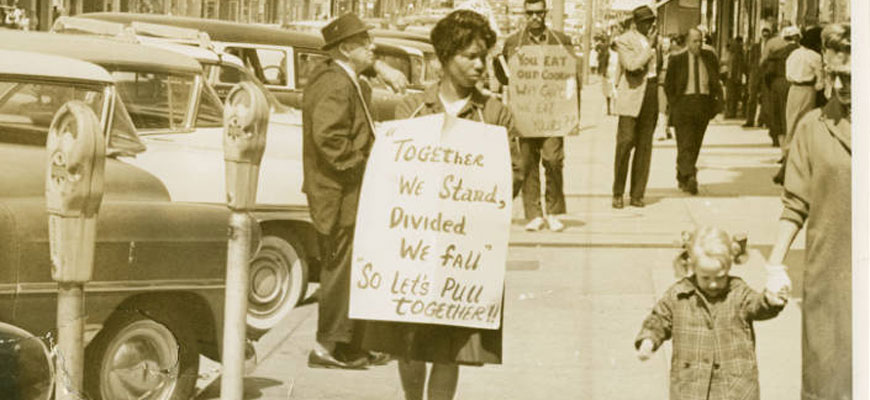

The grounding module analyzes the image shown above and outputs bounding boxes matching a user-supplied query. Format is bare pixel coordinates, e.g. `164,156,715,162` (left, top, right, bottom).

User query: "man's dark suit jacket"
302,60,374,235
664,49,723,120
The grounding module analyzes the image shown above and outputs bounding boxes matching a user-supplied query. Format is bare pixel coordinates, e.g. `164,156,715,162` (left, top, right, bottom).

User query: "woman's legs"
398,360,426,400
398,360,460,400
427,363,459,400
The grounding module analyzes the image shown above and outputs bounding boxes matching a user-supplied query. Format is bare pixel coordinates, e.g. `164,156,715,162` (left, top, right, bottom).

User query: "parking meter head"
45,101,105,283
45,101,106,218
223,82,270,210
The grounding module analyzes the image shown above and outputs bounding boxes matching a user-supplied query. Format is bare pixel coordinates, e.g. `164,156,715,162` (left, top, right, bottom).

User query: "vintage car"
74,12,422,120
0,30,314,336
0,49,228,399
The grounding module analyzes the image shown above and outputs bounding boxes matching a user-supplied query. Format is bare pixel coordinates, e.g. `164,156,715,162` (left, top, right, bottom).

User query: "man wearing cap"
762,26,801,155
610,5,658,209
664,28,723,195
302,13,388,369
499,0,579,232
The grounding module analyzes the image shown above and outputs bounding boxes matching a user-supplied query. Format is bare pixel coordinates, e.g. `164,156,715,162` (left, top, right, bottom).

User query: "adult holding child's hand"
636,339,654,361
766,23,851,400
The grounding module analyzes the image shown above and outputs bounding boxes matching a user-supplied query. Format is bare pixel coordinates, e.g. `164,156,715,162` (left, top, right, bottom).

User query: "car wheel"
84,312,198,400
247,234,309,334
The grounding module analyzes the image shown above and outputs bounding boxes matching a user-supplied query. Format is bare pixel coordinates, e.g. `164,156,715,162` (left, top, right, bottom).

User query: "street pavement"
196,80,804,399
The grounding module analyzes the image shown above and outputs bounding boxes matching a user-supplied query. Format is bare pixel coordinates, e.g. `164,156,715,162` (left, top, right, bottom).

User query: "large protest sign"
350,114,512,330
507,44,580,137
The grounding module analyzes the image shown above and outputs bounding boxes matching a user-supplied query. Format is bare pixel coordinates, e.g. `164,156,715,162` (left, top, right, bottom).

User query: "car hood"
127,121,305,207
0,143,170,202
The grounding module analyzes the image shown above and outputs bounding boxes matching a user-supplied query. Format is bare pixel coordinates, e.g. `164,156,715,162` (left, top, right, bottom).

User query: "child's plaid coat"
635,276,784,400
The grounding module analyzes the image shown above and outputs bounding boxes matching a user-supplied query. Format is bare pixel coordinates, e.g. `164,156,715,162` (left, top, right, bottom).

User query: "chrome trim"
101,85,115,138
15,279,225,295
0,283,17,295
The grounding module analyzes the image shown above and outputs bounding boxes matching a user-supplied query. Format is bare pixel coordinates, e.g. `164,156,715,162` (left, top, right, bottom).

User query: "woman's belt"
789,79,816,86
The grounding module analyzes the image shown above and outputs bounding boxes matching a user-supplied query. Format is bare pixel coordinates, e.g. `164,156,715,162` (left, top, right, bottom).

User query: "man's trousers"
672,95,714,184
520,137,566,219
612,79,658,200
316,225,359,346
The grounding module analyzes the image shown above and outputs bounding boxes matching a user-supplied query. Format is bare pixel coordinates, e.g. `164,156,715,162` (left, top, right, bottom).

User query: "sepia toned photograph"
0,0,862,398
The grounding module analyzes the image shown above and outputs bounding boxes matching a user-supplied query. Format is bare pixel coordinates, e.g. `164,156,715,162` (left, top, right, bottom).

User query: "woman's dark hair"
800,26,823,53
430,10,496,65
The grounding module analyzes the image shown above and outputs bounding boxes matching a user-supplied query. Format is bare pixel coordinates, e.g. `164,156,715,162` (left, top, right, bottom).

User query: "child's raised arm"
737,279,786,321
634,293,674,360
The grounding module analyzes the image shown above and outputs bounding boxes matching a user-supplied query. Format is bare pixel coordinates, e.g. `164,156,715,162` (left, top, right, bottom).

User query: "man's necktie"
694,54,701,94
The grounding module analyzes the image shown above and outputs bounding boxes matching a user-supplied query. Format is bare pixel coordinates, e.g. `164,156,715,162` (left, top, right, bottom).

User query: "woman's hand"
763,288,788,307
764,264,792,303
636,339,654,361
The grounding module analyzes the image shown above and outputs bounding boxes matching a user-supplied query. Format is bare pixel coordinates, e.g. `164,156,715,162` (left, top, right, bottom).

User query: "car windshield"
110,70,197,131
204,62,293,113
0,80,105,145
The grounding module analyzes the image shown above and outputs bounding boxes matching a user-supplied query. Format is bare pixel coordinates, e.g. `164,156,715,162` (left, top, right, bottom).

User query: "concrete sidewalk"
196,83,804,399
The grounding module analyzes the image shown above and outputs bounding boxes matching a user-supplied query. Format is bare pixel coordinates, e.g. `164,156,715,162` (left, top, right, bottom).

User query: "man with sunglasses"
500,0,579,232
303,13,389,369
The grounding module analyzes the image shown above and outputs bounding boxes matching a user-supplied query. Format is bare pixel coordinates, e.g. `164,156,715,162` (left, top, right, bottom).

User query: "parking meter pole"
220,82,269,400
56,283,85,399
222,213,254,399
45,101,105,400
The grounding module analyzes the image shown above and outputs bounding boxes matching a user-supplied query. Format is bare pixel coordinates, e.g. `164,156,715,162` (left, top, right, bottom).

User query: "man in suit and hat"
303,13,388,369
664,27,723,195
611,4,658,209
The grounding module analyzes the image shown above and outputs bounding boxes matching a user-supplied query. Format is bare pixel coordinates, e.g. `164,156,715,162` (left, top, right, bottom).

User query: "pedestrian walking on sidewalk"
636,226,787,400
664,28,723,195
762,26,801,152
765,23,852,400
610,5,659,209
501,0,577,231
743,27,772,128
362,10,524,400
772,26,824,185
654,35,675,141
724,36,747,119
302,13,389,370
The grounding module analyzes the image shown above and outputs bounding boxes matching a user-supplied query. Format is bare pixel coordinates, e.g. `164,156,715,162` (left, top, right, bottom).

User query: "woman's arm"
767,219,801,265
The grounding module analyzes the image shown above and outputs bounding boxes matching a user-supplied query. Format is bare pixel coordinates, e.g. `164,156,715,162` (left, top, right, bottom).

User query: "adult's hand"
374,60,408,94
764,264,792,302
636,339,654,361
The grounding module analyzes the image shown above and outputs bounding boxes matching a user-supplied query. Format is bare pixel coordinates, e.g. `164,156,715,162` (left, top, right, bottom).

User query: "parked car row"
0,48,228,399
74,12,439,120
0,14,439,399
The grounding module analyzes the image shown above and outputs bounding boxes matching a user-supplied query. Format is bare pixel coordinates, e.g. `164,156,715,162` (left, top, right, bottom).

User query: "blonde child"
635,226,787,400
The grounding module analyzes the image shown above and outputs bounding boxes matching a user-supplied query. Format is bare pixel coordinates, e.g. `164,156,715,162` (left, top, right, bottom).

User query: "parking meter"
45,101,105,283
223,81,269,211
221,82,269,400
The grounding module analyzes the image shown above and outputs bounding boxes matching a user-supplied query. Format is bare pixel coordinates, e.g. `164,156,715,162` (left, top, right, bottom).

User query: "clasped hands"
764,264,791,306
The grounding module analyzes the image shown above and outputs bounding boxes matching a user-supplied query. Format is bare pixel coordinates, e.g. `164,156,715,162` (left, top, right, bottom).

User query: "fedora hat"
632,5,655,22
321,13,371,50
